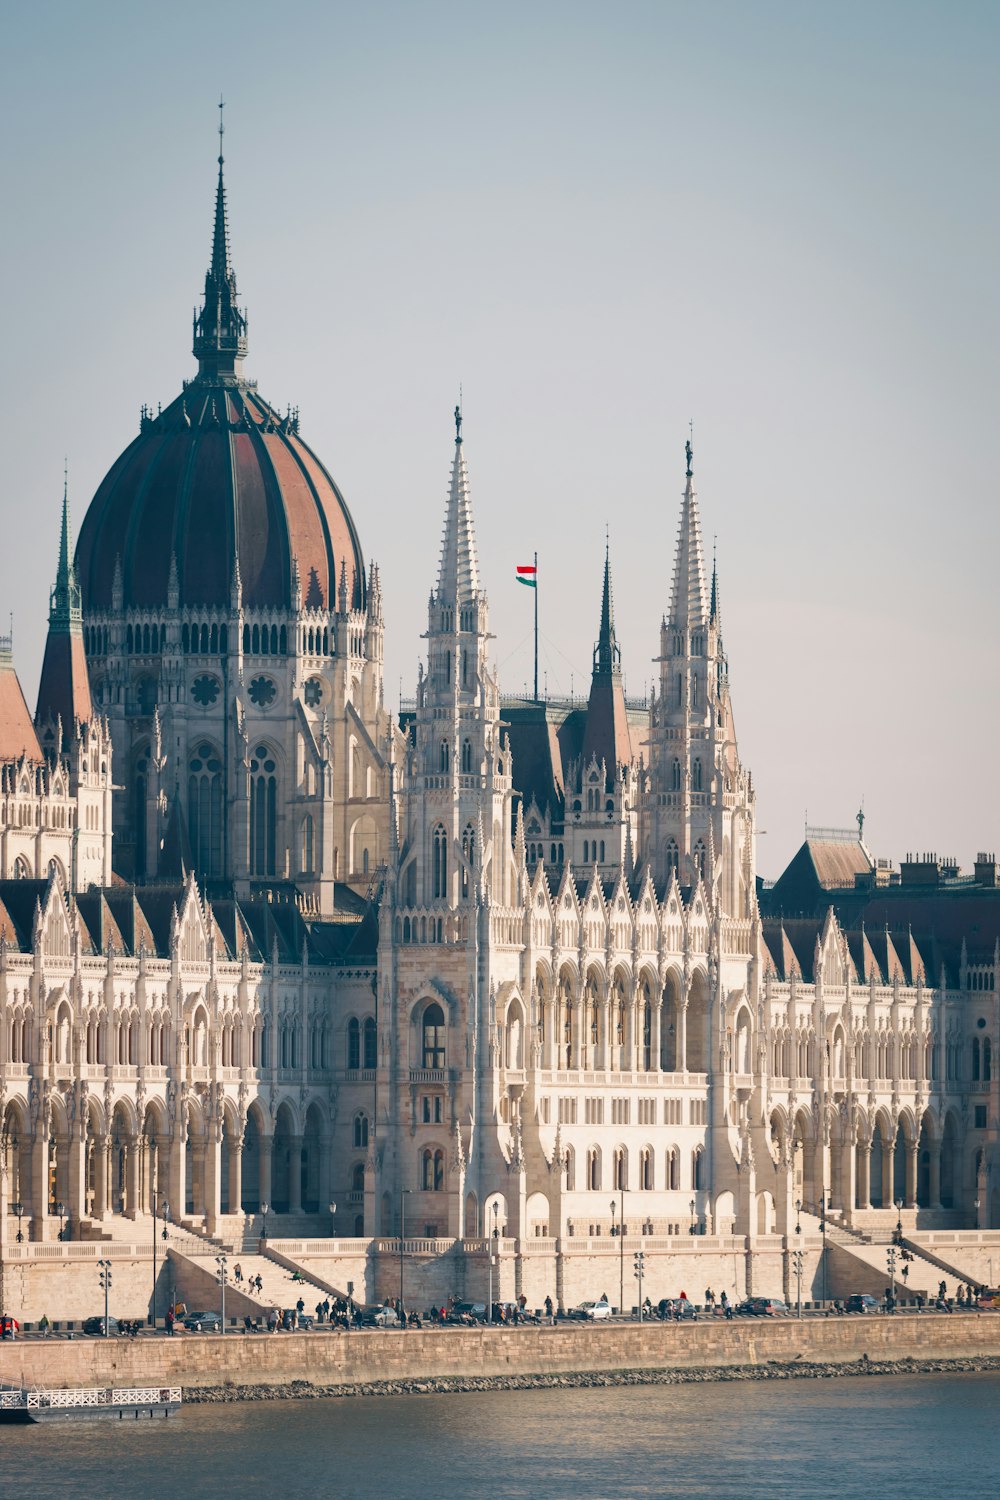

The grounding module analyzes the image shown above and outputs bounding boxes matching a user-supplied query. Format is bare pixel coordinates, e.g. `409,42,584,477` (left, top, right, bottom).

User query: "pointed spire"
594,538,621,676
36,475,92,741
436,406,481,607
709,535,720,628
667,437,709,632
193,98,248,381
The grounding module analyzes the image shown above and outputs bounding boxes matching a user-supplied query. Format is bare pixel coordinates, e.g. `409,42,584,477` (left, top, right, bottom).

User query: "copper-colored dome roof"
75,142,365,616
75,385,365,613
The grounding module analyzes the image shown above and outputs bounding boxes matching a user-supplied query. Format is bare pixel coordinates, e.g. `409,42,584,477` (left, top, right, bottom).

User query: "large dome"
76,385,366,613
75,142,365,616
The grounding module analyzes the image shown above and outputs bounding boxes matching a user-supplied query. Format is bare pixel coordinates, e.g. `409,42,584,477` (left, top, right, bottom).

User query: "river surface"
3,1373,997,1499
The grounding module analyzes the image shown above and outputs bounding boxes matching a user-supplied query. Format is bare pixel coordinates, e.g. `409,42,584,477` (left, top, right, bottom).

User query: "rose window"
304,677,323,708
192,675,220,707
248,676,276,708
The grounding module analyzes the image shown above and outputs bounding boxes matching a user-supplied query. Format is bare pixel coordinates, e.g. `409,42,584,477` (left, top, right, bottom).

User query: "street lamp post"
792,1249,804,1318
399,1188,412,1316
634,1251,645,1320
12,1202,24,1244
689,1197,696,1235
329,1202,337,1237
98,1259,112,1336
260,1201,269,1242
487,1201,500,1324
215,1254,228,1334
886,1246,897,1313
152,1199,169,1329
55,1201,67,1242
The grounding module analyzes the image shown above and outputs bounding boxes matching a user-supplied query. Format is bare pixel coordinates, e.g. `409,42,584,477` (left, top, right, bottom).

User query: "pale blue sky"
1,1,996,877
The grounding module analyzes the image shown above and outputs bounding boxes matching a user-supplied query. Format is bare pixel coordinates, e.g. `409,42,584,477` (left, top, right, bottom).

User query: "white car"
575,1300,612,1320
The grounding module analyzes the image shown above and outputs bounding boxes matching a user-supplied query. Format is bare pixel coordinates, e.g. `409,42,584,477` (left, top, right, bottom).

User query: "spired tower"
375,411,517,1239
73,133,390,909
641,441,755,918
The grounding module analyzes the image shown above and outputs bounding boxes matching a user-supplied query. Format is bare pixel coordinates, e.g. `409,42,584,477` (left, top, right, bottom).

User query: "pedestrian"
39,1313,50,1338
544,1294,554,1325
165,1307,175,1337
704,1286,712,1309
234,1262,242,1285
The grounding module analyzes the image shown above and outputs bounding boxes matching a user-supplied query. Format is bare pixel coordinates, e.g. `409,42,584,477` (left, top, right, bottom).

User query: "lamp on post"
260,1201,269,1242
689,1197,696,1236
792,1248,804,1318
894,1199,904,1244
329,1202,337,1238
886,1245,898,1313
974,1196,981,1232
152,1198,169,1330
215,1254,228,1334
55,1201,67,1242
98,1258,112,1336
634,1251,645,1321
399,1188,412,1316
12,1202,24,1245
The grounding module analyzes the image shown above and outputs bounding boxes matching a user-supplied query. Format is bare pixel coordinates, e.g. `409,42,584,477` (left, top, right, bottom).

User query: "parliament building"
0,141,997,1316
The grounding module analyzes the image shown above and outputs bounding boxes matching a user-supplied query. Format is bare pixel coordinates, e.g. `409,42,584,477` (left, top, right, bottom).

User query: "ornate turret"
36,478,92,746
580,543,634,775
192,103,248,382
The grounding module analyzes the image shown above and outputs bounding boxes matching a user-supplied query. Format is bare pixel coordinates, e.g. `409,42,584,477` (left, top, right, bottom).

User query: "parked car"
975,1288,1000,1310
83,1315,120,1336
360,1304,400,1327
572,1300,612,1320
846,1294,880,1314
182,1310,223,1333
448,1301,487,1324
751,1297,789,1317
657,1298,698,1321
281,1309,315,1330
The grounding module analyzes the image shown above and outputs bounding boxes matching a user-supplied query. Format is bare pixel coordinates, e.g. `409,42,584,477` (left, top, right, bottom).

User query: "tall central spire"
594,539,621,675
667,438,709,632
435,404,482,607
193,98,248,382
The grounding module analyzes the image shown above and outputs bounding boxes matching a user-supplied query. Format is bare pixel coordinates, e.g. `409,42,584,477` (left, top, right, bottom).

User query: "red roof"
75,384,365,613
0,654,43,761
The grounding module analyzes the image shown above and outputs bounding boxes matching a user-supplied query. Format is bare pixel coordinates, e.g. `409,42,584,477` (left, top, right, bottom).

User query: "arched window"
301,815,314,875
422,1003,446,1069
667,1147,679,1191
984,1037,993,1083
640,1147,653,1190
671,758,681,791
432,824,448,899
666,838,679,875
188,742,223,879
422,1148,445,1191
439,740,449,773
614,1147,627,1191
461,824,476,898
587,1147,600,1191
249,744,277,877
461,739,472,774
973,1038,981,1080
691,758,702,791
348,1018,361,1071
693,840,705,880
353,1113,369,1149
363,1017,377,1069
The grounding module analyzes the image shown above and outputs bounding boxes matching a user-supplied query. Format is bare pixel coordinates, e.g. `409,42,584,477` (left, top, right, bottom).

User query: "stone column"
857,1145,872,1212
599,998,611,1072
881,1140,893,1209
29,1132,50,1239
67,1127,87,1231
229,1139,244,1218
93,1135,109,1220
905,1142,918,1209
288,1134,303,1213
678,1000,689,1074
126,1137,142,1219
651,1002,662,1073
167,1127,186,1224
203,1127,222,1234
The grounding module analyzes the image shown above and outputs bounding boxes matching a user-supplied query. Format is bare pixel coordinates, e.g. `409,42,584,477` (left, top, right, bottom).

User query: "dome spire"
193,97,248,382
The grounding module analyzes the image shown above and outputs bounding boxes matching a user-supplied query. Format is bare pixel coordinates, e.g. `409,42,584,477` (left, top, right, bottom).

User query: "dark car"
182,1310,223,1333
281,1309,315,1330
83,1315,120,1336
750,1297,789,1317
448,1300,487,1324
846,1294,879,1314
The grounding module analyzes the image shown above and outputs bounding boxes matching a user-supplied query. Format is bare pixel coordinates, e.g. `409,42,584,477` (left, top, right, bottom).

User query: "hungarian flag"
515,563,537,589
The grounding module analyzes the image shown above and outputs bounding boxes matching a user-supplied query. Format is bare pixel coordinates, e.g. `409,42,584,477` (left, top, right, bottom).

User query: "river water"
3,1373,996,1499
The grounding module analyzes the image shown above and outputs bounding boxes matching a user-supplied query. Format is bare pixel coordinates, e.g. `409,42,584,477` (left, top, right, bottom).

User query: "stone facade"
1,149,998,1321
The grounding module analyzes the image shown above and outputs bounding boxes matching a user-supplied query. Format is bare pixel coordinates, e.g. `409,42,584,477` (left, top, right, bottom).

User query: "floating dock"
0,1385,182,1423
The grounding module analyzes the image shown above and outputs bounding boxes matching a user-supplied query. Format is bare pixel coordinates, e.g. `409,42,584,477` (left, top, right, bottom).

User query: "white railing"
0,1387,181,1411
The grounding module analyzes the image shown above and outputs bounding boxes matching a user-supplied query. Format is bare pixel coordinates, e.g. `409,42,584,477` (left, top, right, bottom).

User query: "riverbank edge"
185,1354,1000,1403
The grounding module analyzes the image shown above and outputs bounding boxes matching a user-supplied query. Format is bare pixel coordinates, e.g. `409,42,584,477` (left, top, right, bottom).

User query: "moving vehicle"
846,1294,879,1314
83,1316,120,1336
572,1300,612,1321
182,1310,223,1333
360,1304,400,1327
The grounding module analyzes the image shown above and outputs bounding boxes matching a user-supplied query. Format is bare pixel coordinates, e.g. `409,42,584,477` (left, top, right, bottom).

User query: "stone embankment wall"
3,1314,1000,1394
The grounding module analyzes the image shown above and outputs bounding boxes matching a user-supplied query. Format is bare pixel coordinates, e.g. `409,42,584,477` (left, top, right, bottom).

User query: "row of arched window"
242,622,288,656
84,624,110,656
183,622,229,655
967,970,995,990
570,1145,704,1193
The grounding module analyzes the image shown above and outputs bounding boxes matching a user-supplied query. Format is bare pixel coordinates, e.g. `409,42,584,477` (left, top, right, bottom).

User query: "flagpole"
533,550,539,703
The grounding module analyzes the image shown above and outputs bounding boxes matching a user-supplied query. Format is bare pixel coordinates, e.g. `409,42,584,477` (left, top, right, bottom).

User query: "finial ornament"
454,403,462,443
685,436,693,478
857,800,865,842
218,95,225,165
